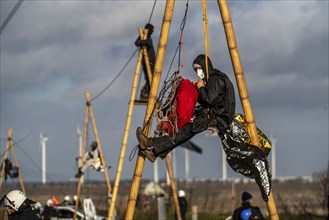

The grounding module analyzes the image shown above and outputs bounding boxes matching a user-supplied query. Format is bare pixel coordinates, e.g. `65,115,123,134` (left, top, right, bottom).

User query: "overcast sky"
0,1,328,184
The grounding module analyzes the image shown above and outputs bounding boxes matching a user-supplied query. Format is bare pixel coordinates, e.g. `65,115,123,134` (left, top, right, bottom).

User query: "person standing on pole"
135,23,156,100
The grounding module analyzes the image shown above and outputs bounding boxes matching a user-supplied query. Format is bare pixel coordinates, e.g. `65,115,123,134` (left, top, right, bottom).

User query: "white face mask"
196,68,205,79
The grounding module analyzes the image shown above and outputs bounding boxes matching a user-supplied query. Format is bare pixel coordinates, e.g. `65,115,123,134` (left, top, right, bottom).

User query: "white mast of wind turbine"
172,149,177,179
40,132,48,184
271,136,277,180
154,159,159,184
77,125,84,183
222,148,227,181
185,149,190,183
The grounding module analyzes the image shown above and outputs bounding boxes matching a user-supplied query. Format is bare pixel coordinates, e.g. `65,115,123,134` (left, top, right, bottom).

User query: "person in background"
232,191,264,220
1,190,41,219
73,195,82,208
175,190,188,220
135,23,156,100
60,195,72,206
75,141,99,178
43,199,58,220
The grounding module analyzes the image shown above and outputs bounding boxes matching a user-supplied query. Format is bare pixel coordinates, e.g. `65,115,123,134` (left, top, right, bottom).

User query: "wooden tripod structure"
73,92,113,220
108,27,182,220
0,128,26,194
124,0,279,219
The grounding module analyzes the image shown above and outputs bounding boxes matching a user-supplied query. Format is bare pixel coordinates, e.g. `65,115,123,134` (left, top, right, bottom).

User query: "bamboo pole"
202,0,210,80
74,95,89,220
0,129,11,192
108,36,144,220
9,129,25,194
125,1,175,219
87,92,113,196
217,1,279,219
0,129,25,197
165,155,182,220
139,28,153,84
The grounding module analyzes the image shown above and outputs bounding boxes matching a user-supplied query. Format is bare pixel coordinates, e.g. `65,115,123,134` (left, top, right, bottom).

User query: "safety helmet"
178,190,185,197
4,190,27,211
34,202,42,210
73,195,78,201
64,195,71,201
47,199,54,207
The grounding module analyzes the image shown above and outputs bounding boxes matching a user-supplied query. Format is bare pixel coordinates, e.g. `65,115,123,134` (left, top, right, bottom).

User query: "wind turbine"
222,148,227,181
76,125,84,183
270,136,277,180
40,132,48,184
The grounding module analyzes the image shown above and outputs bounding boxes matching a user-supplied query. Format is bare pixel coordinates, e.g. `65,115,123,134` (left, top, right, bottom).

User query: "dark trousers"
153,123,196,158
141,61,154,93
153,108,223,159
153,113,218,158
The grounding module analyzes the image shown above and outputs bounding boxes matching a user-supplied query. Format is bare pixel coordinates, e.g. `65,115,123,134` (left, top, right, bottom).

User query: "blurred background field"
1,175,327,220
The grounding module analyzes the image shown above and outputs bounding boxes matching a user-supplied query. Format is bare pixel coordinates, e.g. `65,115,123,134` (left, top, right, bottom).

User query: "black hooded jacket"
8,199,41,220
193,54,236,129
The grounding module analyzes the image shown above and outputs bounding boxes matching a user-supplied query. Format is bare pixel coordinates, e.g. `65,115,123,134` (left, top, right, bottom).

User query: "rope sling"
155,71,181,138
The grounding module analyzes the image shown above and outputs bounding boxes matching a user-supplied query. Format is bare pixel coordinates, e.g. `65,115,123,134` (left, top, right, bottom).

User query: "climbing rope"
148,0,158,23
0,0,24,35
90,48,138,102
0,130,31,160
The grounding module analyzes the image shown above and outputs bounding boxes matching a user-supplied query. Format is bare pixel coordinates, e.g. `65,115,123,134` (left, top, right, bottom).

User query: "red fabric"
158,78,198,134
176,79,198,128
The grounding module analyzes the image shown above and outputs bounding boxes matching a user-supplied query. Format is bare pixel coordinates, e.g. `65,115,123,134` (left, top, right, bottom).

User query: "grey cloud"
0,1,328,182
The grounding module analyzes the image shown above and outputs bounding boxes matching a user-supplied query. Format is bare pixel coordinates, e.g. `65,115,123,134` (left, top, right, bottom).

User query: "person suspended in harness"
135,23,156,100
155,73,199,138
1,158,19,181
232,191,264,220
75,141,99,178
137,54,273,202
136,54,235,162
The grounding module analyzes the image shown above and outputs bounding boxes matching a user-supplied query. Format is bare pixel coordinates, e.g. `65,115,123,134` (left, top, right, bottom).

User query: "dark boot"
136,127,153,150
139,149,157,163
75,169,83,178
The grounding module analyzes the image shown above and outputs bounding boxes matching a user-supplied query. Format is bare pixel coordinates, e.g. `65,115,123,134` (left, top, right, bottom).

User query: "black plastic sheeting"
221,119,272,202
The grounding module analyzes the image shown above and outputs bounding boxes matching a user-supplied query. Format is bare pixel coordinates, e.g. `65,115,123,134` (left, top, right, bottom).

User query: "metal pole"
217,1,279,219
41,133,48,184
222,148,227,181
125,1,176,219
271,136,277,180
